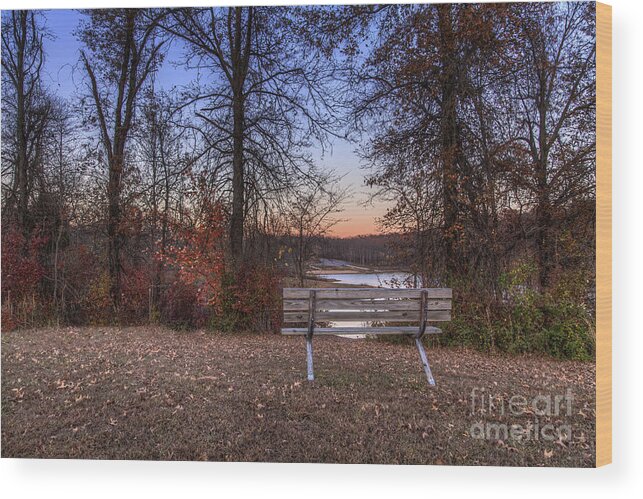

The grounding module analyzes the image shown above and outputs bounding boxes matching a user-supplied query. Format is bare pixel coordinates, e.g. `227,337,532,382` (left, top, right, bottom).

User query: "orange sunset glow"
329,205,387,237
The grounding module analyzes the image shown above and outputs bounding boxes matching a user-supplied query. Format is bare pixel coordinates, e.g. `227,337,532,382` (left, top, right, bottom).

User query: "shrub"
119,264,151,324
210,264,282,333
59,243,103,324
82,271,112,325
540,300,594,361
1,225,47,330
67,248,152,326
436,263,595,360
159,279,208,330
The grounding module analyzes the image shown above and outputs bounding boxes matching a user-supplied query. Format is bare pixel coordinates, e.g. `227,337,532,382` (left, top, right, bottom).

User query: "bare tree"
37,97,89,320
286,172,349,286
162,6,343,271
1,10,51,234
78,9,166,311
136,87,195,308
512,2,596,289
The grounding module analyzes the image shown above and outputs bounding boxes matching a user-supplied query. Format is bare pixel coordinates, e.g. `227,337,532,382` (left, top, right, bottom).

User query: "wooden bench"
281,287,452,386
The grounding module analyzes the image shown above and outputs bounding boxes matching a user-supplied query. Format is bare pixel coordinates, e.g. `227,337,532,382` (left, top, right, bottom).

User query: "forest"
1,3,596,360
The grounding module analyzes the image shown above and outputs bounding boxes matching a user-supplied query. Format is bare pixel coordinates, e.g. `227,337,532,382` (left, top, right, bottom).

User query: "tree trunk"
107,154,123,312
536,156,554,291
229,7,250,272
438,6,462,282
535,73,554,291
14,12,29,236
230,89,245,270
297,228,306,287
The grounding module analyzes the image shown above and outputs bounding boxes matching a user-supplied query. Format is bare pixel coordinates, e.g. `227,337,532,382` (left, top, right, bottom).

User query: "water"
318,272,412,288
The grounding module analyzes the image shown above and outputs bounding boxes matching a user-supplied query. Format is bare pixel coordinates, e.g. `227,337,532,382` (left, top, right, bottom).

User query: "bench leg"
415,337,435,386
305,335,315,381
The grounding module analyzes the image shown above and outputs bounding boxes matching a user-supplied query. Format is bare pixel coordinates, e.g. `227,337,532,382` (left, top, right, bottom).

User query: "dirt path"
1,326,595,466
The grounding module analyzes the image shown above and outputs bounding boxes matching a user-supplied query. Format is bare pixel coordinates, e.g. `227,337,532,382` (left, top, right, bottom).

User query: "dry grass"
1,326,595,466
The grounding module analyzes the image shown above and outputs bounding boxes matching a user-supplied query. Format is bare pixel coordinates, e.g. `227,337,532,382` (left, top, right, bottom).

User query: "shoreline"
308,259,408,276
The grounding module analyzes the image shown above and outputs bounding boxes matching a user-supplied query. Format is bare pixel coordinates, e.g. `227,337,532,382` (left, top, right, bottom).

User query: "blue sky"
36,8,386,237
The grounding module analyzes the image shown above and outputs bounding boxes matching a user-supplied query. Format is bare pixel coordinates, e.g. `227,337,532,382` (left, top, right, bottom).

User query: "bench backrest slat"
282,288,452,324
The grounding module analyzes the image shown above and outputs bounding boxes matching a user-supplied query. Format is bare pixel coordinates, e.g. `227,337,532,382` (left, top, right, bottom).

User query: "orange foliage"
159,201,227,309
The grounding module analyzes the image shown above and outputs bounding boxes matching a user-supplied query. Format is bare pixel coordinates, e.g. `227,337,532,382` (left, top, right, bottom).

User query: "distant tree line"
316,234,401,269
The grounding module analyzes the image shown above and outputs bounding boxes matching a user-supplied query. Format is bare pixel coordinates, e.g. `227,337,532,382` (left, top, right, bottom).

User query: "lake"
318,272,412,288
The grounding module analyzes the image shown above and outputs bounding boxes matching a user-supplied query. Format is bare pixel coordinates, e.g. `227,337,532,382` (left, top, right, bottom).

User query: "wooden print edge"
596,1,612,468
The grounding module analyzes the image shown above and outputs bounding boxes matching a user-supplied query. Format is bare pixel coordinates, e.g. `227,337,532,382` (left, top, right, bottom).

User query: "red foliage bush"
155,200,283,332
154,201,227,328
159,201,227,308
226,263,283,332
1,225,47,298
1,225,47,330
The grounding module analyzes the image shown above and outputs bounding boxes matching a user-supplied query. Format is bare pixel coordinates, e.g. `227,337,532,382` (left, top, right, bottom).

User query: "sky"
37,9,389,238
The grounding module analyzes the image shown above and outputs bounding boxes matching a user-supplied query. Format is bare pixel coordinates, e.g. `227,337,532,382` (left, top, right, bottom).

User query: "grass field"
1,326,595,466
